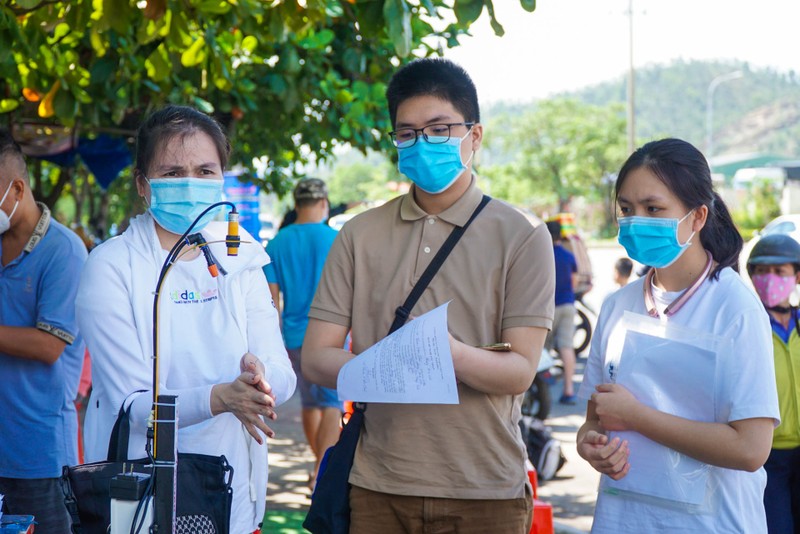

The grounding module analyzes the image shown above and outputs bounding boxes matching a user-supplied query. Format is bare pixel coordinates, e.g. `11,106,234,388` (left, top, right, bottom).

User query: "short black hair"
615,257,633,278
0,129,27,180
546,220,562,242
386,58,480,128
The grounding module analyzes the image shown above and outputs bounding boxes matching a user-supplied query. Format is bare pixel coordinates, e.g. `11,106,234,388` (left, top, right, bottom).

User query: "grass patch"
261,509,310,533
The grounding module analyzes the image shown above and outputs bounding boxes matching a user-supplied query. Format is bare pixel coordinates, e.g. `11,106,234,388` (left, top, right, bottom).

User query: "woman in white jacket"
76,105,296,534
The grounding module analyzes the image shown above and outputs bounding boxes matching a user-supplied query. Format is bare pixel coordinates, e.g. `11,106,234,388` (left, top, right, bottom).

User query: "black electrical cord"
147,201,237,533
130,469,155,534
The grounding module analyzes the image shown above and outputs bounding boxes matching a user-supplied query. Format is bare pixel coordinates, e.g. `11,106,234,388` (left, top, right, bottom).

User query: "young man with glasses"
303,57,555,533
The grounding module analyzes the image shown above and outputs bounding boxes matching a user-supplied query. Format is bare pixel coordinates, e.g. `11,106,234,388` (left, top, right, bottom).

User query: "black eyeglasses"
389,122,475,148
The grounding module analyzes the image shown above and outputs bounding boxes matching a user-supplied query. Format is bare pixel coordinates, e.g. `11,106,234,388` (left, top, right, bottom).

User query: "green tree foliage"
482,98,626,233
325,150,402,206
0,0,533,195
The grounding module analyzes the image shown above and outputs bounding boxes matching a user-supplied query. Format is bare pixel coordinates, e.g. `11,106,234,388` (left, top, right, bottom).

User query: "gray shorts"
545,303,576,351
288,347,343,410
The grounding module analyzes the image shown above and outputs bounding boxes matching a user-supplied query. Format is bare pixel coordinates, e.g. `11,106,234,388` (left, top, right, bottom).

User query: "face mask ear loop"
7,199,19,221
460,127,475,168
0,181,12,206
678,208,697,247
141,175,153,208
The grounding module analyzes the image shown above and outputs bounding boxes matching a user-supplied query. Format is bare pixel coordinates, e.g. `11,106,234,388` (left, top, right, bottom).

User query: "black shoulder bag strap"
354,194,491,415
388,194,491,336
107,389,148,462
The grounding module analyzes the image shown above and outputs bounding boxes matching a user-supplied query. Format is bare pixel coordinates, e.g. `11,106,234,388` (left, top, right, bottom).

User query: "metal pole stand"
152,395,178,533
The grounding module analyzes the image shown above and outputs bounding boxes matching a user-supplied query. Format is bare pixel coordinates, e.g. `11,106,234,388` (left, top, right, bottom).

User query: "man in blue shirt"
546,220,579,404
0,129,88,530
265,178,342,490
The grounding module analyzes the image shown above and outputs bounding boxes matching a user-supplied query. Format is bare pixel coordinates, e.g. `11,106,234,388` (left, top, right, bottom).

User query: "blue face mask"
617,210,696,268
147,177,223,235
397,130,473,194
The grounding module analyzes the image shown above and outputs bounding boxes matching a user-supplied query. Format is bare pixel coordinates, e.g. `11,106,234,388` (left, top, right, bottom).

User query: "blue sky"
443,0,800,103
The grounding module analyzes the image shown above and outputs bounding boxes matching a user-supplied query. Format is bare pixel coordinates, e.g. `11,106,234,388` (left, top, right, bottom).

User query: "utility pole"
626,0,635,155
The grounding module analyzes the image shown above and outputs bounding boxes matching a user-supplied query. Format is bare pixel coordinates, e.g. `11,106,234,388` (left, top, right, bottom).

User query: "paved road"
265,244,630,533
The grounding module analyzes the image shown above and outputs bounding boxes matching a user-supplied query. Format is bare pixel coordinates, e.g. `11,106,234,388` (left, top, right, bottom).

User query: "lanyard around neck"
644,250,713,318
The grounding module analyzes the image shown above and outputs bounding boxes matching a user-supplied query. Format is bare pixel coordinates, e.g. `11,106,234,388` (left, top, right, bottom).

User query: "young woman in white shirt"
577,138,779,533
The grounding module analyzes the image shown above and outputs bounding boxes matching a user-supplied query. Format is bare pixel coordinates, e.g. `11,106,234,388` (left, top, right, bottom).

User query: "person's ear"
470,123,483,152
134,172,148,199
691,204,709,233
8,178,24,201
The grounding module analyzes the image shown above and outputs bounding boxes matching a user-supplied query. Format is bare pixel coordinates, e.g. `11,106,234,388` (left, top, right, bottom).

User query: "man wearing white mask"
303,58,555,532
0,129,88,531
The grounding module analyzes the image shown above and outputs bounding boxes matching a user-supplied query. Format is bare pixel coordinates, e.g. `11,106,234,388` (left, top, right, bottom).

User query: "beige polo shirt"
309,179,554,499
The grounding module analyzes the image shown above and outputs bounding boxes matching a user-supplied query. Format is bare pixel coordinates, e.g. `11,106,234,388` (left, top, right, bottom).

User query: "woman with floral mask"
576,138,779,533
747,233,800,533
75,105,296,534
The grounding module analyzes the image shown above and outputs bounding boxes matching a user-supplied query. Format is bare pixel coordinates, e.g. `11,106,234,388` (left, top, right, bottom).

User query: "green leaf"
454,0,484,26
241,35,258,54
146,44,170,81
383,0,412,57
197,0,231,15
193,96,214,114
15,0,42,9
519,0,536,12
53,88,77,124
89,28,108,57
485,1,504,36
89,56,116,84
298,29,335,50
181,36,207,67
102,0,133,35
0,99,19,113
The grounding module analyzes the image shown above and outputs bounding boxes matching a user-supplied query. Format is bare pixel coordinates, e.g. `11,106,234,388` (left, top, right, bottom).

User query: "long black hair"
615,138,742,279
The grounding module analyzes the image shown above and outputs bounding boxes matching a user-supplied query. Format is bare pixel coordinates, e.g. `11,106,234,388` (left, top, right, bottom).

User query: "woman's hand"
591,383,641,431
211,370,277,444
240,352,276,400
577,430,631,480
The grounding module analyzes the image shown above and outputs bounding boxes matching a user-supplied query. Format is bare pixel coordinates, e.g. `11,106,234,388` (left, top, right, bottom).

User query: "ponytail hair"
700,191,742,276
615,138,742,279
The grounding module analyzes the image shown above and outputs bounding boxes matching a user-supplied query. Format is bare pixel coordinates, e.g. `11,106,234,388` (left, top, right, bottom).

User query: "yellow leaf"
38,80,61,118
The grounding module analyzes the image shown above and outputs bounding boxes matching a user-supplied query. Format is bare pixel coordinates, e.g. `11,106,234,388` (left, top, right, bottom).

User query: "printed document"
337,302,459,404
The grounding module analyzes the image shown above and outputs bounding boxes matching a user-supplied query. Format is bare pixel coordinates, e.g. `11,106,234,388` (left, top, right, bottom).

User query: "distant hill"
488,60,800,158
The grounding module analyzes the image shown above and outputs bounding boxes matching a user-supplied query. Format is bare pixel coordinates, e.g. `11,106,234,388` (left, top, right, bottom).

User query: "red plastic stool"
527,462,554,534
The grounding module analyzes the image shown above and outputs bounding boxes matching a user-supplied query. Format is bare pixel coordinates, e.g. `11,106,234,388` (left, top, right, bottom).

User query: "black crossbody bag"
61,394,234,534
303,195,491,534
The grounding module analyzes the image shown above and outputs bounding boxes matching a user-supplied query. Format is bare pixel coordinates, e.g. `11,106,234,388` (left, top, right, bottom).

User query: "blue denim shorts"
288,347,344,410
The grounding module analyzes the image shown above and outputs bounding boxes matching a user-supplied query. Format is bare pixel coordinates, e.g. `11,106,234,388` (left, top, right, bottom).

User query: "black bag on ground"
520,416,566,482
61,398,233,534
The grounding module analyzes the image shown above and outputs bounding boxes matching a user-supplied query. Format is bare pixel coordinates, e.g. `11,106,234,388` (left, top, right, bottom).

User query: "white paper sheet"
336,302,459,404
600,312,727,508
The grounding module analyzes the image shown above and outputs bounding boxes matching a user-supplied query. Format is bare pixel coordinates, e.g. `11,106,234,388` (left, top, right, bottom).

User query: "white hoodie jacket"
76,212,295,532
